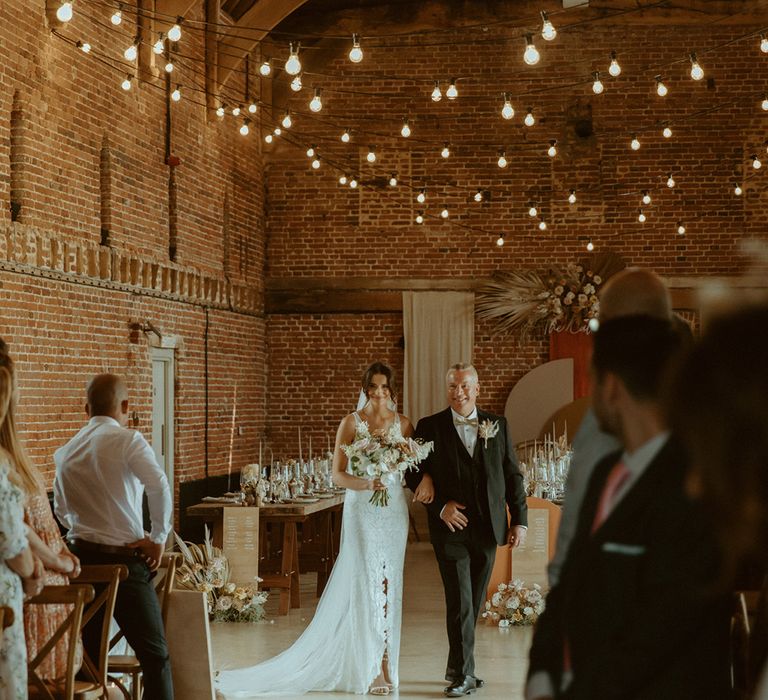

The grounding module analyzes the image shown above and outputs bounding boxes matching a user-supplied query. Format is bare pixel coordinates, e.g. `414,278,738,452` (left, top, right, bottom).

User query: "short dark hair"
87,374,127,416
361,362,396,400
592,315,681,401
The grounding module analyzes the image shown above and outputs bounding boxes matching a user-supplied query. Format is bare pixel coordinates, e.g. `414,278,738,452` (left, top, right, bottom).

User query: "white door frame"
150,347,175,505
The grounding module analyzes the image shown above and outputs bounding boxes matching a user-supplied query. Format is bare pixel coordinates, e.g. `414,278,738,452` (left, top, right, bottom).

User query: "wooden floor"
211,542,531,699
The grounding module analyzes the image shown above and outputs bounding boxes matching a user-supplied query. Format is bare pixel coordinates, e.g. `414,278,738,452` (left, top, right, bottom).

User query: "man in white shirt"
55,374,174,700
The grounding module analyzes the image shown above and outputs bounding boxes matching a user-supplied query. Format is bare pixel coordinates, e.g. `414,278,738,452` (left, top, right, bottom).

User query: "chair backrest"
0,605,14,647
73,564,129,691
27,584,94,700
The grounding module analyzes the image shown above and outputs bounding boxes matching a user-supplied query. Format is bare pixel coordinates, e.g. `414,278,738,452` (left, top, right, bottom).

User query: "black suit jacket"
405,407,527,546
527,437,731,700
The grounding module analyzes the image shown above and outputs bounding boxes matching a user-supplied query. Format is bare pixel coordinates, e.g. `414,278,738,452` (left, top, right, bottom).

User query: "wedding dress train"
216,414,409,697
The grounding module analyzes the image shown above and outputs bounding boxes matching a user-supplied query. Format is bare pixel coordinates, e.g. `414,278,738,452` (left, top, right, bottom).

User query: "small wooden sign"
222,506,260,586
166,590,215,700
511,508,550,589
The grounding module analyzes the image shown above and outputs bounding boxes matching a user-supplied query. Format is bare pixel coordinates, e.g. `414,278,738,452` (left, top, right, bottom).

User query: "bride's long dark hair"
361,362,396,403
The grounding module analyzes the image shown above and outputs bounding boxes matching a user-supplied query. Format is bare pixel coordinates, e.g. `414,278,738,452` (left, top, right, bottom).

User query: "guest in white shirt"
54,373,173,700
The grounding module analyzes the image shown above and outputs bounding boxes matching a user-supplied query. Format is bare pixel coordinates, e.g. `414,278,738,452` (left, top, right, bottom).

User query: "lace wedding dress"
216,413,409,697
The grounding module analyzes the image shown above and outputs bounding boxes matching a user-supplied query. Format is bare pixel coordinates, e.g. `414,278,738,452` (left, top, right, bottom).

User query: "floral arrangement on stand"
476,252,625,336
174,528,268,623
482,580,546,627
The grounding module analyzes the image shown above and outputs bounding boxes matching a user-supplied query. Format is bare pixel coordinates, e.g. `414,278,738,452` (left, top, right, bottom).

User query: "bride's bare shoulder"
398,414,414,435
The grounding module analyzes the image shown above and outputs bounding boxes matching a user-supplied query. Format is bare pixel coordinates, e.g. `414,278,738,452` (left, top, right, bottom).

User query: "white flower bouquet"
175,528,268,623
482,579,545,627
342,421,433,506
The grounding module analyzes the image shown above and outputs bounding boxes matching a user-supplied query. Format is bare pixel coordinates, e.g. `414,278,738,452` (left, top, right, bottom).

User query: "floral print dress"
0,460,28,700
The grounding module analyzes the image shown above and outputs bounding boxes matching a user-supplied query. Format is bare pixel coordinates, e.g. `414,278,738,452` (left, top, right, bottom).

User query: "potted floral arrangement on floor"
482,580,545,627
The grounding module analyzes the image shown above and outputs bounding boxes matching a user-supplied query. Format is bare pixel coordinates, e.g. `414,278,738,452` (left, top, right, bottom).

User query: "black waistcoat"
452,428,489,521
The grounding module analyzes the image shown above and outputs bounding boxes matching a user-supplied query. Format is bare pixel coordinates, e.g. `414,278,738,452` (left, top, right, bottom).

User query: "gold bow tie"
453,415,478,428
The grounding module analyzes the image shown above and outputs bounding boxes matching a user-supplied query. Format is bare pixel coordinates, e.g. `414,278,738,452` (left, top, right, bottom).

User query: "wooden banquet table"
186,494,344,615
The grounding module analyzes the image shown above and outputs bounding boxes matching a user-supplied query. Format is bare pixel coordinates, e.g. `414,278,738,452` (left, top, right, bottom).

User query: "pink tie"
591,461,631,534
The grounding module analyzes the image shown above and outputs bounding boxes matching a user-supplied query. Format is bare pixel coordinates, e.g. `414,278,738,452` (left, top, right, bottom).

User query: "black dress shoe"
444,676,477,697
445,674,484,688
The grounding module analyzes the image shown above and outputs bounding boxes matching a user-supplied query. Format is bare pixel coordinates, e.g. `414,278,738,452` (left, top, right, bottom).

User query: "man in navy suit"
407,363,527,697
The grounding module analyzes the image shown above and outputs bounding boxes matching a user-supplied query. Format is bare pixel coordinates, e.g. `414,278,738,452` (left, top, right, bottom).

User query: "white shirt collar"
450,407,478,422
621,431,670,480
88,415,121,428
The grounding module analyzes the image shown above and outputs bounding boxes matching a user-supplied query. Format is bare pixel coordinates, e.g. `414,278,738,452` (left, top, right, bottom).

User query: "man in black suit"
526,316,731,700
406,363,528,697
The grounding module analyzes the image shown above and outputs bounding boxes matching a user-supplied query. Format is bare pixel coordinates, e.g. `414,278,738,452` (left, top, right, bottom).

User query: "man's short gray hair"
446,363,479,383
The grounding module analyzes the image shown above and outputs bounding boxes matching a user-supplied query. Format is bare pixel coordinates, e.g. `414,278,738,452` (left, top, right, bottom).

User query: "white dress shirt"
54,416,172,546
451,407,478,454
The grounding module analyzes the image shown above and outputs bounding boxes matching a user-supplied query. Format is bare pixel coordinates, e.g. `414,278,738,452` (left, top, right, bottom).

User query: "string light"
608,51,621,77
285,43,301,75
281,111,292,129
341,129,351,143
216,105,225,118
167,19,182,43
124,41,138,62
662,125,673,138
667,173,676,188
264,133,273,144
417,188,426,204
339,174,348,185
540,11,557,41
171,85,181,102
306,145,315,158
523,34,540,66
273,127,282,136
474,189,483,203
638,209,646,223
524,108,535,127
431,81,442,102
290,75,302,92
528,205,538,217
592,72,604,95
446,78,458,100
761,94,768,111
248,102,257,114
389,173,398,187
761,35,768,53
689,53,704,81
415,211,424,224
110,6,122,25
547,140,557,157
259,59,272,77
642,191,652,205
751,153,762,169
77,41,91,53
56,1,73,23
349,177,358,189
309,88,323,113
441,143,451,158
153,35,165,55
655,75,668,97
568,189,576,204
677,221,686,235
232,105,241,117
121,74,132,91
349,34,363,63
586,239,594,251
400,119,411,138
440,206,449,219
496,233,505,247
734,183,743,195
311,156,321,169
501,93,514,120
538,220,547,231
497,149,508,168
366,146,376,163
630,135,641,151
239,120,249,136
164,61,174,74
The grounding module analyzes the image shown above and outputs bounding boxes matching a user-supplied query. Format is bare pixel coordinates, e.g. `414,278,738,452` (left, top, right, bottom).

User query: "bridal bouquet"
175,528,268,623
482,580,545,627
342,421,433,506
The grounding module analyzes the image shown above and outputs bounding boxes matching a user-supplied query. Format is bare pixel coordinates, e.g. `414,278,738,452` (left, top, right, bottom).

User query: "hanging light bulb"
663,125,673,138
281,111,292,129
56,1,74,23
417,189,426,204
339,174,348,185
349,34,363,63
311,157,321,170
642,191,652,205
77,41,91,53
389,173,398,187
568,189,577,204
167,19,182,42
734,183,743,195
239,120,249,136
586,239,594,251
248,102,258,114
259,59,271,77
540,11,557,41
153,35,165,54
630,135,641,151
171,85,181,102
762,94,768,111
341,129,351,143
232,105,241,117
655,75,668,97
440,206,449,219
285,42,301,75
528,205,538,217
523,35,540,66
415,211,424,224
120,75,132,91
638,209,647,223
446,78,458,100
273,126,282,135
497,149,508,168
496,234,505,247
164,61,174,74
501,93,514,120
547,140,557,157
608,50,621,77
124,42,138,62
762,35,768,53
524,108,535,127
431,81,442,102
366,146,376,163
306,145,315,158
752,153,762,169
400,119,411,138
216,105,225,118
667,173,676,188
309,88,323,113
290,74,302,92
677,221,686,235
592,72,604,95
110,6,123,25
264,133,274,144
538,220,547,231
441,143,451,158
689,53,704,81
474,189,483,203
349,177,358,189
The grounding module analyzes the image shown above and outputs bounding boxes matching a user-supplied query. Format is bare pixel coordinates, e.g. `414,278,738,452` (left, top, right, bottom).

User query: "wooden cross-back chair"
0,605,14,646
107,553,180,700
27,584,94,700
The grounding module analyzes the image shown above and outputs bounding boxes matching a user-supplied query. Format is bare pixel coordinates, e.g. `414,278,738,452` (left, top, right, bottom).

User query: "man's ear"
603,372,624,405
85,402,91,417
120,399,129,415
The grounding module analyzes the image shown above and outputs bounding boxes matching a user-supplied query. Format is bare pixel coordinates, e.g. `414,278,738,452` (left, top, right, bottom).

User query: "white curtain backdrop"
402,291,475,425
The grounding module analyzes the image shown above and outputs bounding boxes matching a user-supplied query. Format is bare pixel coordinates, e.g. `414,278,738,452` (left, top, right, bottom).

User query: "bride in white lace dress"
217,362,434,697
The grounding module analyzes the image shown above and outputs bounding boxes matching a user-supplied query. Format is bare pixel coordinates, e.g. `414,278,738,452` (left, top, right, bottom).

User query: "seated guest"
669,303,768,698
54,373,174,700
527,316,731,700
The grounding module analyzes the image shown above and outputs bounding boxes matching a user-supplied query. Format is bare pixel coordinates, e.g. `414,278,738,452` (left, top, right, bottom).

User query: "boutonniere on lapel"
478,419,500,448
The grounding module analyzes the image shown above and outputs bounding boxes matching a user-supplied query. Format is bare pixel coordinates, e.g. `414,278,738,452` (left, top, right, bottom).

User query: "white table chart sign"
510,508,550,589
222,506,260,585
